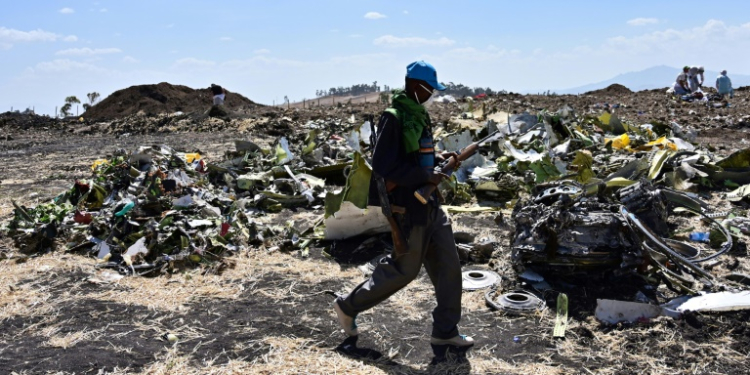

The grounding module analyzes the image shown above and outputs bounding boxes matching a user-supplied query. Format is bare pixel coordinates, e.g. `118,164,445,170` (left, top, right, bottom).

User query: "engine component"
512,181,643,275
461,270,501,290
485,289,546,314
511,179,732,292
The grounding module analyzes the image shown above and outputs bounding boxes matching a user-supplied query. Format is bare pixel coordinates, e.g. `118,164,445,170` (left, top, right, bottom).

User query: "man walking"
333,61,473,355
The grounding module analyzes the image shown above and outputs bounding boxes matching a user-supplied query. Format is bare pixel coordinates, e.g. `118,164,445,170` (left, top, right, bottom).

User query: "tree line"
441,82,501,97
315,82,389,97
313,81,502,98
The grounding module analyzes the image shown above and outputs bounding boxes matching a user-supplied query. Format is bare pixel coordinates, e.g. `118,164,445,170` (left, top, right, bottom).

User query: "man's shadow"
335,336,472,375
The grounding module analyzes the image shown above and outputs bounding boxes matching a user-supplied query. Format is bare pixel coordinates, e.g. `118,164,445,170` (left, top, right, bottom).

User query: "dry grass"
45,325,107,349
134,335,572,375
2,226,750,374
0,253,87,321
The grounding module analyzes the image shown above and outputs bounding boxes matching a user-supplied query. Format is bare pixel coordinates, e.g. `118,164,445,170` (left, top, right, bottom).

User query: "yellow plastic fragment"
185,153,201,163
605,133,630,150
643,136,678,151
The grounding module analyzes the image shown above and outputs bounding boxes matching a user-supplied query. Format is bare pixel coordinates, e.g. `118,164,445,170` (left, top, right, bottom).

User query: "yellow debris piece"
91,159,108,171
185,153,201,163
643,136,678,151
605,133,630,150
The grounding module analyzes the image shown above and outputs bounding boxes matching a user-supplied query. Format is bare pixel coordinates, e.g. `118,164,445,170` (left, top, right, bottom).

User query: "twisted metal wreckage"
512,179,732,293
4,103,749,305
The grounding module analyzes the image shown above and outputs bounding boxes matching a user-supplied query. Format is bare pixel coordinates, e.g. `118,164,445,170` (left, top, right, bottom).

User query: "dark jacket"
368,112,436,226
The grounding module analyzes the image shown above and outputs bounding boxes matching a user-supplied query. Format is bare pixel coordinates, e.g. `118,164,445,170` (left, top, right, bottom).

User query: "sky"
1,1,750,115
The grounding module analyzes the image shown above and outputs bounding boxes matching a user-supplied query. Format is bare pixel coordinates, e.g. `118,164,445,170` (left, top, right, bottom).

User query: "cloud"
627,18,659,26
100,8,108,12
165,24,175,29
373,35,456,48
223,55,308,69
253,48,271,54
59,8,75,14
0,27,78,47
122,56,139,63
403,10,409,15
55,47,122,56
26,59,109,74
1,27,61,43
219,37,232,42
173,57,217,68
605,19,750,55
364,12,387,20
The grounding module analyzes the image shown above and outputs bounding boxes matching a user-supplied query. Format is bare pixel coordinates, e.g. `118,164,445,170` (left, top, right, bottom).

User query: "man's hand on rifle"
436,151,461,168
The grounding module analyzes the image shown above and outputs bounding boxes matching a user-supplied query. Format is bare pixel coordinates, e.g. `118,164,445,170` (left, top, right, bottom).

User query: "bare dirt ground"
1,86,750,374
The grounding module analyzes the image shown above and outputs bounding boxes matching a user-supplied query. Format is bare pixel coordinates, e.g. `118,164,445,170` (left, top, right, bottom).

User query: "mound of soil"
0,111,62,132
585,83,633,96
82,82,262,120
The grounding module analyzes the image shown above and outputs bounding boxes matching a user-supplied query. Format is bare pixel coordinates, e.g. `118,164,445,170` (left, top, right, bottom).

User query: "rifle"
414,130,502,204
368,114,409,257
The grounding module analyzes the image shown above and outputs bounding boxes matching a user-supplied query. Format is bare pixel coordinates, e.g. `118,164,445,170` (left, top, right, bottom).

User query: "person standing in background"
688,66,704,92
210,84,226,105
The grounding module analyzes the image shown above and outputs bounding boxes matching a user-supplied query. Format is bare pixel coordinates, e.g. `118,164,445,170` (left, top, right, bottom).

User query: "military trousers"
337,204,462,339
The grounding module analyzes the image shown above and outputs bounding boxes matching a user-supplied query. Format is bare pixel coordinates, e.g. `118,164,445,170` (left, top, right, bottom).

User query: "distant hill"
556,65,750,94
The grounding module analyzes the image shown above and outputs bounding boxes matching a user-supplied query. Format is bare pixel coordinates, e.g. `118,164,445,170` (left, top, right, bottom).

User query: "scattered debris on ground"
2,83,750,373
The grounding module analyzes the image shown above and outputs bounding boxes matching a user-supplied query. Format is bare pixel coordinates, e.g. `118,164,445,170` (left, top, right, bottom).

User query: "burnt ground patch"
1,299,167,374
3,253,750,374
0,260,604,374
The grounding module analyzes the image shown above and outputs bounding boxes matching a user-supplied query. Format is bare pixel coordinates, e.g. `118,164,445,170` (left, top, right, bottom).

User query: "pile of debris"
2,113,397,275
3,97,750,323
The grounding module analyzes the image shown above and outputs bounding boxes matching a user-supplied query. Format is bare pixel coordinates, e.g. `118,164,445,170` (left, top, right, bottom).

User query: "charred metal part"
485,289,546,314
617,180,669,234
534,183,582,203
620,206,714,290
512,197,640,275
512,178,731,291
663,239,700,259
462,270,501,290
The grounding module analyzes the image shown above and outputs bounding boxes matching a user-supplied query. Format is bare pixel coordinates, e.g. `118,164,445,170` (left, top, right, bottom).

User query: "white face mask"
417,84,437,109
